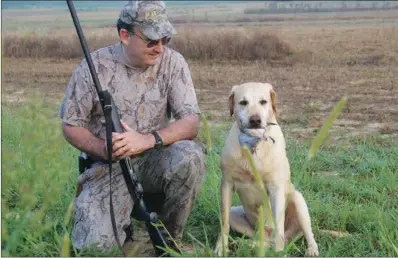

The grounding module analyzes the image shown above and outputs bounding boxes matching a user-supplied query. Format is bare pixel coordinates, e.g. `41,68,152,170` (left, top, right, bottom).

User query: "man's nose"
249,115,262,127
153,41,164,53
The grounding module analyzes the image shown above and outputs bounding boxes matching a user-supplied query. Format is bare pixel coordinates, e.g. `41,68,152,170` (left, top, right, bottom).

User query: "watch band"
151,131,163,149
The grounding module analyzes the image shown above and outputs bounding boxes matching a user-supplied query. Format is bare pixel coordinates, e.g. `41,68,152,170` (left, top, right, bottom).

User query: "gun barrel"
66,0,102,94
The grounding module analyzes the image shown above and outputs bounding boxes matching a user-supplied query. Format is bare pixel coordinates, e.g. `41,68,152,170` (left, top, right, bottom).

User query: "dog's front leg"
269,186,286,253
291,191,319,256
215,177,233,256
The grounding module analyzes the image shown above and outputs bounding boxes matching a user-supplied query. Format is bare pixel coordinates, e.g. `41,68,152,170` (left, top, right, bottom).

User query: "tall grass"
2,97,398,257
2,97,78,256
170,27,293,61
2,28,293,61
2,31,118,59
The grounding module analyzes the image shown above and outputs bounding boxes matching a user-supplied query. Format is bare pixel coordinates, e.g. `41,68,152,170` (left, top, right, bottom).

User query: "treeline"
244,5,398,15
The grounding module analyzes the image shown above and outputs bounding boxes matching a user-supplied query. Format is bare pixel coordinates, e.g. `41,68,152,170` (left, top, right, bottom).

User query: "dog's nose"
249,115,262,127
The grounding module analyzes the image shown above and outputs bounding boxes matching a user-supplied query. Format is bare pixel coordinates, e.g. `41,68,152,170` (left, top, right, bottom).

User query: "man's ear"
120,28,130,46
270,89,277,114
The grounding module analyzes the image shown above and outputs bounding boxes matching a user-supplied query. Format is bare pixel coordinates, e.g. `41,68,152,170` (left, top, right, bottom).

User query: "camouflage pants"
71,140,206,252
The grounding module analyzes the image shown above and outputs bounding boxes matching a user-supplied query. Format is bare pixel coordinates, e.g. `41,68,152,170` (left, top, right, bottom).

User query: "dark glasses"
130,32,171,48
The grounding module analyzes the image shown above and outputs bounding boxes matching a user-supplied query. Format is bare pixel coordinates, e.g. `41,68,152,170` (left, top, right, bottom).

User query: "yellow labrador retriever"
215,82,319,256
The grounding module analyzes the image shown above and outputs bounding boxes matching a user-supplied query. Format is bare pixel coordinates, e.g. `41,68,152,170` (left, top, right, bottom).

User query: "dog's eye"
260,100,267,105
239,100,248,106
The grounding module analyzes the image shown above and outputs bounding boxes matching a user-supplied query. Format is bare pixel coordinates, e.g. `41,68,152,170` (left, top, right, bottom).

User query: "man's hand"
105,120,155,160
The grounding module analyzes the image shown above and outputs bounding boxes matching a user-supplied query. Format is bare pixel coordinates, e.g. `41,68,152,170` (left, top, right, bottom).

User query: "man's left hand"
111,120,154,159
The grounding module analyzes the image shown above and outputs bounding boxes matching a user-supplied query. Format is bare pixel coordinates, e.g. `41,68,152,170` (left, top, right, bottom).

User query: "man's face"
121,27,168,68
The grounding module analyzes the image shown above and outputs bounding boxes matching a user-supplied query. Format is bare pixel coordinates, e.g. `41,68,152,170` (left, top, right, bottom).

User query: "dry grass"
2,31,118,59
2,27,293,62
170,27,293,61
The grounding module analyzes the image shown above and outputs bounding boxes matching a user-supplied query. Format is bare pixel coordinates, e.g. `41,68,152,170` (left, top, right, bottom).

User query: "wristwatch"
151,131,163,149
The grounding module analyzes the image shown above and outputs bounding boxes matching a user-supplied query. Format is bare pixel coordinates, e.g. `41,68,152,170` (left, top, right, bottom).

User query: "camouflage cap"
119,1,177,40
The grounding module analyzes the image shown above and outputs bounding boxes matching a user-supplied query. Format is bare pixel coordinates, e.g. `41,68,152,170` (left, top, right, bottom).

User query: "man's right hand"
104,120,155,161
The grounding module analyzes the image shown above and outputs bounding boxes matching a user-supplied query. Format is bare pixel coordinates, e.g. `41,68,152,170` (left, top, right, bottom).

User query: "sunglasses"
129,31,171,48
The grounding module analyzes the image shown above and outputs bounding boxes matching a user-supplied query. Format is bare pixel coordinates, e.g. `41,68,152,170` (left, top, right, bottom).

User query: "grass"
1,97,78,256
2,96,397,257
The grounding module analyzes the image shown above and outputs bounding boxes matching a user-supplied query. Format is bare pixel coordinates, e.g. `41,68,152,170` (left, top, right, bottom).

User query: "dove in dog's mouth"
239,128,267,153
239,127,276,153
239,133,262,153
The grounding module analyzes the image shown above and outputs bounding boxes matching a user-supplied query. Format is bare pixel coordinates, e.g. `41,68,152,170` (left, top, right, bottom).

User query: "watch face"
152,131,162,148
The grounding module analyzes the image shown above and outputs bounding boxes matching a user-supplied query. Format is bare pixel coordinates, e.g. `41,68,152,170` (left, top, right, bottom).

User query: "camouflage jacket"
59,43,200,139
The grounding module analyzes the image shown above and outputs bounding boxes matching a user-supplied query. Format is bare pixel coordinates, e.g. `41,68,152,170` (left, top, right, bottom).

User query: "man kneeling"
58,1,205,252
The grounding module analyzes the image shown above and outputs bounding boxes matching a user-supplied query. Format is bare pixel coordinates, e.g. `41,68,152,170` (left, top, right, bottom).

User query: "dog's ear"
229,91,235,116
229,86,237,116
270,89,277,114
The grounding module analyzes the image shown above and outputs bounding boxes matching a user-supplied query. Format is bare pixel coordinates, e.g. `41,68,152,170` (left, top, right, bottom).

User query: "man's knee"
71,173,132,253
159,140,206,238
170,140,206,180
72,208,126,252
71,208,130,253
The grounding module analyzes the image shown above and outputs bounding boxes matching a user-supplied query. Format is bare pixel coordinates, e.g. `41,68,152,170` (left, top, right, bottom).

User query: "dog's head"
229,82,277,137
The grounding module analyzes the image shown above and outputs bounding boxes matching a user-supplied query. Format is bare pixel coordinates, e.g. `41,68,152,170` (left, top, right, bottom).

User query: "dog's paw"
305,244,319,257
273,234,285,253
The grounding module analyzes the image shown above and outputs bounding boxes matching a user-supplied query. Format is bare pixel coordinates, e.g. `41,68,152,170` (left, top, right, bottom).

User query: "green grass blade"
200,114,212,152
242,147,275,256
63,199,75,226
242,146,274,227
60,232,70,257
308,96,347,159
256,206,265,257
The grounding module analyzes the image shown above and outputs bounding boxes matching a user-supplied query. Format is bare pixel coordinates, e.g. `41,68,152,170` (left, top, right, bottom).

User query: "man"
59,0,206,253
